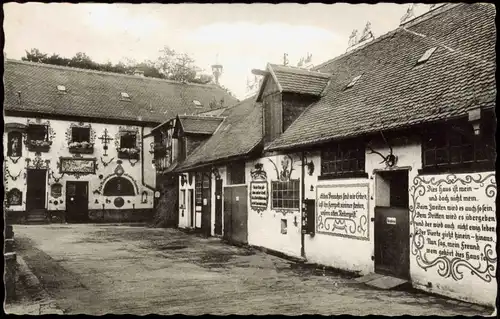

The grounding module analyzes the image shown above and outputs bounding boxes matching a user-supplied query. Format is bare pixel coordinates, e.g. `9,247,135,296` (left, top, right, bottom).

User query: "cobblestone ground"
4,224,494,316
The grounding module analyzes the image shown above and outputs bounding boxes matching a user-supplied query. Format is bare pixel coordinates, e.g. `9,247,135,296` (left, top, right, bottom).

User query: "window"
422,116,495,173
346,75,362,89
193,100,202,108
320,140,366,178
27,124,47,141
416,47,437,65
227,161,246,185
71,127,90,143
195,173,202,205
271,180,300,210
120,92,131,101
120,132,137,149
180,190,186,209
57,85,67,93
7,131,22,157
103,177,135,196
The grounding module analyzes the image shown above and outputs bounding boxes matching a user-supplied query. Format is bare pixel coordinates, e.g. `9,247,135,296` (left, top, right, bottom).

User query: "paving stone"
8,224,492,316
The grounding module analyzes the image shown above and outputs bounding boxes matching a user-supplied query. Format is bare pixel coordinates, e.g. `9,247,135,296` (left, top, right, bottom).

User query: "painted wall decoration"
268,155,295,181
98,163,140,195
6,188,22,206
7,131,23,159
250,181,269,213
98,128,114,156
100,157,115,167
316,183,370,240
103,177,136,196
50,183,63,198
59,157,97,178
26,154,51,170
250,163,267,180
5,166,22,181
409,173,497,282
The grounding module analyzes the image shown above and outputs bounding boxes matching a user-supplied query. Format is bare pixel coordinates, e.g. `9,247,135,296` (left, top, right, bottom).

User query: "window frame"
27,124,48,142
419,117,496,175
226,161,246,185
71,126,91,143
271,179,300,210
319,139,367,180
120,132,137,149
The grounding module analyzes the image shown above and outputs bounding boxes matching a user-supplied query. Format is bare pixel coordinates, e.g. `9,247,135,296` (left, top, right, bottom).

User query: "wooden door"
231,185,248,245
26,169,47,211
374,170,410,279
223,187,232,241
223,186,248,245
66,181,89,223
214,179,223,235
201,172,211,236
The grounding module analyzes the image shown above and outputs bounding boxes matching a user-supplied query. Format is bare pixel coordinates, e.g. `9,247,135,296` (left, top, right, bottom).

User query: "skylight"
120,92,131,100
57,85,66,93
416,47,437,65
193,100,202,107
346,75,362,89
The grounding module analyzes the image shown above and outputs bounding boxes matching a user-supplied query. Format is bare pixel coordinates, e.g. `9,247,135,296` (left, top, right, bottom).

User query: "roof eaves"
267,63,284,93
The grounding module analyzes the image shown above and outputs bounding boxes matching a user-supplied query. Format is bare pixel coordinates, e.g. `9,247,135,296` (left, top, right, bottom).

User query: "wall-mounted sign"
154,191,160,198
316,183,370,240
386,217,396,225
50,183,63,198
410,173,497,283
250,181,268,213
236,196,240,201
203,198,208,205
6,188,22,206
59,157,97,175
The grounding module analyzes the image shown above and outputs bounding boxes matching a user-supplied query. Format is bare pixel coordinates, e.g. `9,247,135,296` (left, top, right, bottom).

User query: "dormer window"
193,100,202,108
120,92,131,101
57,85,67,93
416,47,437,66
346,75,362,89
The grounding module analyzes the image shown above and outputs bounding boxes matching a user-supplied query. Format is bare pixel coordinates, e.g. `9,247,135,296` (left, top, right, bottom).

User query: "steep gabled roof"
4,59,239,125
177,115,225,135
267,3,496,151
256,64,331,101
175,96,262,171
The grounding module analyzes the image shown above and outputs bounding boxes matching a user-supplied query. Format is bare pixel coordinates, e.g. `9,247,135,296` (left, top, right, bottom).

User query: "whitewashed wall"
409,171,497,306
3,115,155,216
246,154,302,258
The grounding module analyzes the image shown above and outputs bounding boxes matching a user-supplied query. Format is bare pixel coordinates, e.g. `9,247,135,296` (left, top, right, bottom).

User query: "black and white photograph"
3,2,497,316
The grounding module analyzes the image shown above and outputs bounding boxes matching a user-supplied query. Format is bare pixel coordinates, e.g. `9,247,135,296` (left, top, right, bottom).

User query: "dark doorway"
214,179,223,236
374,169,410,279
66,181,89,223
223,185,248,245
201,172,212,237
26,169,47,211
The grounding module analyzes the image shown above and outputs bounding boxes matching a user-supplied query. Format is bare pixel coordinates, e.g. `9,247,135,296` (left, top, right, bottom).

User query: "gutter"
141,127,156,192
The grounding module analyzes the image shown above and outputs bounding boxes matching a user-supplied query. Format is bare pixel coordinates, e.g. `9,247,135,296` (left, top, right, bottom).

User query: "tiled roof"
267,3,496,151
175,97,262,171
270,64,331,96
4,59,239,125
178,115,225,135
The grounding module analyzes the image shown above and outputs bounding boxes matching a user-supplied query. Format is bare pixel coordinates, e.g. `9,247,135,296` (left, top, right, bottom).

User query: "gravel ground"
5,224,494,316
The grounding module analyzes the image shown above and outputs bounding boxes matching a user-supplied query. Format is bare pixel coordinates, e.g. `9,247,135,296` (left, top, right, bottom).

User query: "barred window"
422,116,495,173
320,140,366,178
271,180,300,210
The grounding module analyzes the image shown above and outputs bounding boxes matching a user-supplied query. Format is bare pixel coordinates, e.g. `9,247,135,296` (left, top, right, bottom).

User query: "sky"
3,3,433,99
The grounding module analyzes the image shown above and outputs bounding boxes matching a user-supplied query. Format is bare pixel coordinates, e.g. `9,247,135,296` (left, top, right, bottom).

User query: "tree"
22,48,47,63
156,46,211,83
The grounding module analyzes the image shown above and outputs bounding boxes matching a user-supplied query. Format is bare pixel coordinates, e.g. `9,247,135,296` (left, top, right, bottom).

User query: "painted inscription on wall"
410,173,497,282
316,184,370,240
250,181,268,213
60,158,96,174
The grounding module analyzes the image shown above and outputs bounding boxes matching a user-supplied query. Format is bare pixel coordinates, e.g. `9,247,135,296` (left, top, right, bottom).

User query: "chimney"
133,70,145,77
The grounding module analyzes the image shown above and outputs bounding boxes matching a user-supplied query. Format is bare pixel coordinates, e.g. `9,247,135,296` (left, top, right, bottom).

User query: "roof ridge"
312,3,465,71
270,63,331,78
178,114,226,120
5,58,224,90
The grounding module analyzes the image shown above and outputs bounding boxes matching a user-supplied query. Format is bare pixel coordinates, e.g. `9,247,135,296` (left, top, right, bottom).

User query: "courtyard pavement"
4,224,494,315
